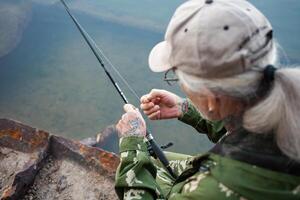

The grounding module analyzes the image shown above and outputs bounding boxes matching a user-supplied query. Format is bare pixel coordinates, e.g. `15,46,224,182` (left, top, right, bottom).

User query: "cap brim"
148,41,172,72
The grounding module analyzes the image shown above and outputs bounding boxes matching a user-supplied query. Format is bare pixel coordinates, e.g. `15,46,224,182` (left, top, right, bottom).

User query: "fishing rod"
60,0,176,178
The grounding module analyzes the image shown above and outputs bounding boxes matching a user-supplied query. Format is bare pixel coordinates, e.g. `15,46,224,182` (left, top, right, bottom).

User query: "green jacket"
115,99,300,199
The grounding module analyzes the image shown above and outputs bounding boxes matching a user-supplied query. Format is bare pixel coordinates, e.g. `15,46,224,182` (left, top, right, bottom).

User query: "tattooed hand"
116,104,146,138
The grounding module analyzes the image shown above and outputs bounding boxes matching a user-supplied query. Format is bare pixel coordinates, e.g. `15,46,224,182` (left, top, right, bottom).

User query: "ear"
207,94,218,112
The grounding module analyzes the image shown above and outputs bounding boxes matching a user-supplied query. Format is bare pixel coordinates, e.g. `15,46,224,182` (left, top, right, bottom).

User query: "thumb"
149,89,164,100
123,104,137,112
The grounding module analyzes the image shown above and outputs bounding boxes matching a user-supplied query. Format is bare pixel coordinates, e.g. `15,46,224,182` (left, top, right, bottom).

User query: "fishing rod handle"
146,132,177,179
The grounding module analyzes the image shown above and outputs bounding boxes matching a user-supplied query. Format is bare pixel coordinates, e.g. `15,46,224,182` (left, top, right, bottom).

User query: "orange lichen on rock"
98,151,119,173
28,130,49,149
1,185,16,199
77,141,119,173
0,129,22,140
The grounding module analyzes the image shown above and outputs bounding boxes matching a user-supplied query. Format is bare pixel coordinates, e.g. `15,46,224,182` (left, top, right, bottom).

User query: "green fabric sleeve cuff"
178,98,226,143
178,98,202,125
119,136,148,153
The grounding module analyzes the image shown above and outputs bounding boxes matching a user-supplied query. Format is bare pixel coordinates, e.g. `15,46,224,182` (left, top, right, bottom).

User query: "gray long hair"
177,44,300,162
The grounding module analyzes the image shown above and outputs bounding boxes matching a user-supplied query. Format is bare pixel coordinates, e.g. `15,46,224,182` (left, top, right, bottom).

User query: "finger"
121,113,127,120
140,89,164,104
148,110,160,120
121,111,139,121
151,97,161,105
144,105,160,115
140,95,150,104
140,102,155,111
124,104,137,112
149,89,164,99
116,120,122,131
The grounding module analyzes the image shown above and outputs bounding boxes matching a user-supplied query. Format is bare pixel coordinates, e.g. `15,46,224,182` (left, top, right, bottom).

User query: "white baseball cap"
148,0,273,78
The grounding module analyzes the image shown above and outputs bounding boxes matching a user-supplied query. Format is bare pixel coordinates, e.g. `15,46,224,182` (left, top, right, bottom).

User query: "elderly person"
115,0,300,199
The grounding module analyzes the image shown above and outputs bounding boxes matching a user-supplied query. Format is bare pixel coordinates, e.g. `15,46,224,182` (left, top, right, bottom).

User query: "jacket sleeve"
178,99,227,143
115,136,164,200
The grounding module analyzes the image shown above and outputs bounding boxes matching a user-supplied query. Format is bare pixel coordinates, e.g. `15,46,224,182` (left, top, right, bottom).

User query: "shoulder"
170,153,300,199
170,167,243,199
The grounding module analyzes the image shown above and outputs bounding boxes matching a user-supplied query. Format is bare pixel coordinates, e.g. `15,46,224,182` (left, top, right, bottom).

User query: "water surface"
0,0,299,154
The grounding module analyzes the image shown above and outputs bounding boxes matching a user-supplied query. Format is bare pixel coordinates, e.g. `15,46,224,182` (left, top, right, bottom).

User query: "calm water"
0,0,299,154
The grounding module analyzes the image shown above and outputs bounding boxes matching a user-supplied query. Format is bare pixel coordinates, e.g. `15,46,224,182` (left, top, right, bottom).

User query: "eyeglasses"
164,67,179,86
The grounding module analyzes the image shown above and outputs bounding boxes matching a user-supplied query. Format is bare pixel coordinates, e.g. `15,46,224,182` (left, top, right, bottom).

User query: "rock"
0,119,120,200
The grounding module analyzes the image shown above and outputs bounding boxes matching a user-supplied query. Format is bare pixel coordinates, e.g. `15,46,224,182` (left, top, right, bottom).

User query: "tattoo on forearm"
180,99,189,117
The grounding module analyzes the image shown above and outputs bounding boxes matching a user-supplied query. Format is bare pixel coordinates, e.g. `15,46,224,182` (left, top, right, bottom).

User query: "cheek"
217,97,242,119
193,96,223,120
196,99,208,113
189,96,209,114
181,85,218,119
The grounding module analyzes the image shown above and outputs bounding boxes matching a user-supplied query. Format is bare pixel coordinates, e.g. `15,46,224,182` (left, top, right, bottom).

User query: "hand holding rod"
60,0,176,179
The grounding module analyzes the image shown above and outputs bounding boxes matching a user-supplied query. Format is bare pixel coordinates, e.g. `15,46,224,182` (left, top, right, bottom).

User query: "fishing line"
89,39,141,101
61,0,140,102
